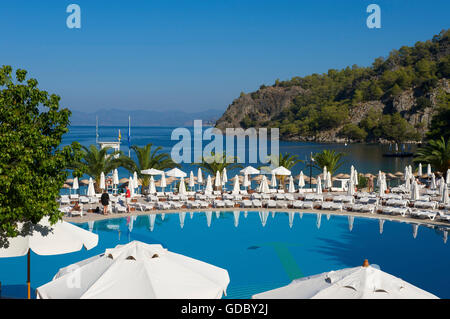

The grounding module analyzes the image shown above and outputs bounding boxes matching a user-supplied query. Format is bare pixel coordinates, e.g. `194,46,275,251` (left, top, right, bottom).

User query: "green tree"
73,145,131,193
414,137,450,173
124,143,179,193
427,91,450,140
312,150,346,175
0,66,82,243
341,124,368,141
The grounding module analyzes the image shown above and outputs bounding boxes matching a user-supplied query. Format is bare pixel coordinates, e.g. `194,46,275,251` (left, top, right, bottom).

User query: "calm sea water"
1,212,449,299
62,125,416,182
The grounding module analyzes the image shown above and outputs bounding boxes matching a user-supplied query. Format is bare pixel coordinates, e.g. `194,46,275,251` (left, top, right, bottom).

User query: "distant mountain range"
69,108,222,126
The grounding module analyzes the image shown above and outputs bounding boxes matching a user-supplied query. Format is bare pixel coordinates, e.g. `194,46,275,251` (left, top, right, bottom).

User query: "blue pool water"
1,212,449,299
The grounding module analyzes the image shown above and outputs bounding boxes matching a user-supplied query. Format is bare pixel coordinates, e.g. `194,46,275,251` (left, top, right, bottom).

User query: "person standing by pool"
125,185,131,213
368,175,374,192
101,190,110,215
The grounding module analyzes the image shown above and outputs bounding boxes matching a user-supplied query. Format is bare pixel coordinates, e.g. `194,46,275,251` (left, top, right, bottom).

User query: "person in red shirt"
125,185,131,213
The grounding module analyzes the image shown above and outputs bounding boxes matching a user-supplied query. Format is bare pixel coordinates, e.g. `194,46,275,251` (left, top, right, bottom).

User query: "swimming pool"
1,211,449,299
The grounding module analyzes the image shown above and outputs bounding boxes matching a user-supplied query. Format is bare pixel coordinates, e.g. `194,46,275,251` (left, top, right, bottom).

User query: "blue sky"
0,0,448,113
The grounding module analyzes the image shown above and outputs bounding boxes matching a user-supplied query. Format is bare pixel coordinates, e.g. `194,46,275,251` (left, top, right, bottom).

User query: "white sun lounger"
360,204,376,214
262,194,271,200
302,201,314,209
276,201,288,208
213,200,225,208
242,200,253,208
330,203,343,211
252,199,263,208
187,201,200,209
414,201,437,209
275,194,285,200
266,200,277,208
292,200,303,209
251,193,262,200
410,210,437,220
223,193,234,200
224,200,235,208
391,207,409,217
285,194,295,201
233,194,243,201
321,202,333,210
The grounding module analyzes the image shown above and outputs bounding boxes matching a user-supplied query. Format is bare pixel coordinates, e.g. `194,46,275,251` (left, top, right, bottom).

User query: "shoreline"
63,207,450,230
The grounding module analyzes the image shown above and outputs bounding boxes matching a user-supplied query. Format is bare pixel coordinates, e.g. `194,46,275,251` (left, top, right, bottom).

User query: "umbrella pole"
27,250,30,299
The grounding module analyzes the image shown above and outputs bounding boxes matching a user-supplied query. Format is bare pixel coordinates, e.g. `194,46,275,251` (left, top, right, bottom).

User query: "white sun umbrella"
149,176,156,194
431,173,437,190
326,171,332,189
298,171,305,191
240,166,260,175
404,166,410,182
427,164,432,177
133,171,139,190
316,176,322,194
418,163,423,177
0,216,98,299
205,211,212,227
189,171,195,190
100,172,106,190
252,261,438,299
166,168,187,178
376,171,382,187
87,177,95,197
353,169,358,186
113,169,119,191
233,211,240,228
378,174,386,196
261,175,270,194
222,168,228,187
288,176,295,193
405,175,411,191
141,168,164,175
160,172,167,192
72,176,79,192
323,166,328,182
442,184,449,205
243,172,250,189
259,211,269,227
205,175,213,194
272,166,291,176
411,180,420,201
347,178,355,196
197,168,203,189
439,177,445,196
179,177,186,195
447,169,450,184
215,170,222,189
232,175,240,195
270,172,277,189
128,176,135,197
36,241,230,299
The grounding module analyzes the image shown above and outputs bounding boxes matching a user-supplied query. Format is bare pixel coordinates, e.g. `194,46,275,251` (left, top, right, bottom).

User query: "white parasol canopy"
347,178,355,196
271,166,291,176
427,164,432,177
298,171,305,189
36,241,230,299
100,172,106,190
288,176,295,193
72,176,79,190
222,168,228,185
240,166,260,175
418,163,422,177
252,261,438,299
316,176,322,194
232,175,240,194
411,180,420,201
431,173,436,190
189,171,195,189
87,177,95,197
326,171,332,189
0,216,98,298
243,173,250,188
447,169,450,184
179,177,186,195
133,171,139,189
160,172,167,189
205,175,213,194
149,176,156,194
113,169,119,186
270,172,277,188
166,168,187,178
197,168,203,184
141,168,164,175
442,184,449,205
215,171,222,188
260,175,270,194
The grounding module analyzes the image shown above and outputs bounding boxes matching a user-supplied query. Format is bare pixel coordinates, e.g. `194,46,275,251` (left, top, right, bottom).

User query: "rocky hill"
216,30,450,143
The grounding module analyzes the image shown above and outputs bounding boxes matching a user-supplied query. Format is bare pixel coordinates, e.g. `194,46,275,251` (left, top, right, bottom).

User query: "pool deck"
63,207,450,229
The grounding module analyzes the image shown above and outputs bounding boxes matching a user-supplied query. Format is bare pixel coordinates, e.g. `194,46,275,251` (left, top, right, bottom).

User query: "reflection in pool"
0,211,449,299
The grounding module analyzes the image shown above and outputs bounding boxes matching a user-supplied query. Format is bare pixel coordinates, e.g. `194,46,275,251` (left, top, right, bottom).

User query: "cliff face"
215,30,450,143
215,86,305,130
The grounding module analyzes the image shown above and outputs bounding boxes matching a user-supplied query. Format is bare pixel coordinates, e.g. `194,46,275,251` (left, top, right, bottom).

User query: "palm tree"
414,137,450,175
312,149,346,175
73,145,131,193
259,153,303,190
124,143,180,193
193,152,243,188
